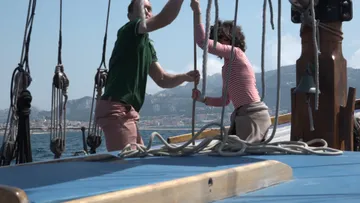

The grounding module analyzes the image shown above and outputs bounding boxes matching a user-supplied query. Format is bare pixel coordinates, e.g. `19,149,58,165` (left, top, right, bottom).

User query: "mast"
290,0,354,150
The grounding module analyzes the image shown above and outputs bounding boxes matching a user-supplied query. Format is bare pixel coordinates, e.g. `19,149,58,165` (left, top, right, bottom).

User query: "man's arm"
149,61,187,88
138,0,184,34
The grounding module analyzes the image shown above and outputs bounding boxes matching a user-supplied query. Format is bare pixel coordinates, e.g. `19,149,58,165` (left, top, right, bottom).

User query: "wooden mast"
290,0,354,150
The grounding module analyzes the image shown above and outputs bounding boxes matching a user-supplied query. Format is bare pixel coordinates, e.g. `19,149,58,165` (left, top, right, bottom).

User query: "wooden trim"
65,160,292,203
0,185,28,203
167,113,292,144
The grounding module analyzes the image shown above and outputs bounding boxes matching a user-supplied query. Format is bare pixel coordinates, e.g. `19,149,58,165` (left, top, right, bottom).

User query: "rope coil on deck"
118,0,344,159
119,130,343,158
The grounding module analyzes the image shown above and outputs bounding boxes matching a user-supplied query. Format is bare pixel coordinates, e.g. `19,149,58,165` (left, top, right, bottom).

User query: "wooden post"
290,1,355,151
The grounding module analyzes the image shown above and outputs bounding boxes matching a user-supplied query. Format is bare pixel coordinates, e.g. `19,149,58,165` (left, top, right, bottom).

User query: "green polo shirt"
103,18,157,112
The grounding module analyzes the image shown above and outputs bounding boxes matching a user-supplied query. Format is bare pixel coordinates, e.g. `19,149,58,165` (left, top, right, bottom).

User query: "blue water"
0,129,190,162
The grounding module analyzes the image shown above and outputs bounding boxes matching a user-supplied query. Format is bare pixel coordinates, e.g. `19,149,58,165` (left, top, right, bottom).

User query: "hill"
1,65,360,123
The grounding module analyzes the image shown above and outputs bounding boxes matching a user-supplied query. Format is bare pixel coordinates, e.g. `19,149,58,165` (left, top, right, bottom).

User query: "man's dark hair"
128,0,150,13
128,0,135,13
210,20,246,52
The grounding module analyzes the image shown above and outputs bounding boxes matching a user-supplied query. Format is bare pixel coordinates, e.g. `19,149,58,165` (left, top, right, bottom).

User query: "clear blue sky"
1,0,359,110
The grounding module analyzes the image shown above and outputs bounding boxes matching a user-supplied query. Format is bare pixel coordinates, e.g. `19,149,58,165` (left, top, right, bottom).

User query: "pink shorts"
95,99,144,152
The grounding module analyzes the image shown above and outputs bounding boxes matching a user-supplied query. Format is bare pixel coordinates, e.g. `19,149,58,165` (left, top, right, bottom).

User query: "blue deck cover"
1,151,360,203
215,152,360,203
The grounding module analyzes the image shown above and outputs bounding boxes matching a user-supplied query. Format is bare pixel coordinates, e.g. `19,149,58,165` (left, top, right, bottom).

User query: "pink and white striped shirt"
195,23,260,109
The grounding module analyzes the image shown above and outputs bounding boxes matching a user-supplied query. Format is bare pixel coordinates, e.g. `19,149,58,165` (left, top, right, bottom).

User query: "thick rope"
0,0,36,166
308,0,320,111
212,0,219,48
118,0,343,159
290,0,321,110
290,0,342,130
260,0,275,101
191,13,198,145
119,123,342,158
86,0,112,155
201,0,212,97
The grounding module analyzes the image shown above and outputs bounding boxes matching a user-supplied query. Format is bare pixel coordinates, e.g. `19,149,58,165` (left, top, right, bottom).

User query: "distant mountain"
1,65,360,123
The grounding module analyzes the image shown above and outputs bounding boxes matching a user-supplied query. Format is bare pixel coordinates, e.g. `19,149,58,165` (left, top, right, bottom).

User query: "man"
95,0,200,152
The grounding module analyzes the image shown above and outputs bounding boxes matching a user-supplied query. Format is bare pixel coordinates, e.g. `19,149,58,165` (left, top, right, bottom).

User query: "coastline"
0,126,210,136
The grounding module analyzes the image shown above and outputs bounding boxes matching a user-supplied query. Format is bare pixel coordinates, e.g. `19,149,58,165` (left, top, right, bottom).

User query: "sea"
0,129,191,162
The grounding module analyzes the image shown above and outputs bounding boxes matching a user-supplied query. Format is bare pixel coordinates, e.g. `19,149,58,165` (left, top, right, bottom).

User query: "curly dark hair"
128,0,136,13
210,20,246,52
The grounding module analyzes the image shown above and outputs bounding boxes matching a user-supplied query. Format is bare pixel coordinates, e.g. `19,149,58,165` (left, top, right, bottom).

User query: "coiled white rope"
119,129,342,158
118,0,343,159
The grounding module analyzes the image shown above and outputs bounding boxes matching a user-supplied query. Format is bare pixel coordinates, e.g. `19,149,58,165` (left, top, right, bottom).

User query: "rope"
0,0,37,166
260,0,275,101
191,13,198,145
86,0,112,154
50,0,69,159
212,0,219,48
192,0,217,143
290,0,322,110
201,0,213,97
290,0,343,129
118,0,344,159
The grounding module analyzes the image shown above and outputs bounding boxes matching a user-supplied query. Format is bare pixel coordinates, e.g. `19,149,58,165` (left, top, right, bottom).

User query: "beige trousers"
228,101,272,143
95,99,144,152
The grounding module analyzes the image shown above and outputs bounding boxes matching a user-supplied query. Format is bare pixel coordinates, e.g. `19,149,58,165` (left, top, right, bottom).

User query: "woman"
191,0,272,143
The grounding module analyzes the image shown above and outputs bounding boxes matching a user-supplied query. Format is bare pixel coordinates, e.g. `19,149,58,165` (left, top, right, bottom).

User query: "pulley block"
87,134,102,152
53,65,69,89
291,0,353,23
94,69,108,88
50,137,65,158
14,71,32,90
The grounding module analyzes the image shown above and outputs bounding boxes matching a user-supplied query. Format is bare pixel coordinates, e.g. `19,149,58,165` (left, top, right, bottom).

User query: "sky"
0,0,359,110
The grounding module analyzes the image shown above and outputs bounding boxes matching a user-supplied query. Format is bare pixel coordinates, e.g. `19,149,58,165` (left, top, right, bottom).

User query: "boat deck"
216,152,360,203
0,123,360,203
